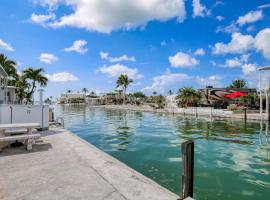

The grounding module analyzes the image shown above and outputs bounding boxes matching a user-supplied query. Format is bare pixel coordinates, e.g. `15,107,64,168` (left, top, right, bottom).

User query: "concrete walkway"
0,128,178,200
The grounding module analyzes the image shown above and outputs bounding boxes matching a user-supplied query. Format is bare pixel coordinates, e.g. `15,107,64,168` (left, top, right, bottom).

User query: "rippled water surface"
55,105,270,200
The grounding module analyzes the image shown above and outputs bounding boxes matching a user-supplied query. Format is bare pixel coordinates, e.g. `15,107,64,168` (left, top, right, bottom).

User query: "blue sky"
0,0,270,99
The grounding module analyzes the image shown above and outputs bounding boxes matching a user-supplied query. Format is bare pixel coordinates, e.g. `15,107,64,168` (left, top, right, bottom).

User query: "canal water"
55,105,270,200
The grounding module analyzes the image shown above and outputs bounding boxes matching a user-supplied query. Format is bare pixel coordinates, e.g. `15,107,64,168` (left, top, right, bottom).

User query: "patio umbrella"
224,91,247,99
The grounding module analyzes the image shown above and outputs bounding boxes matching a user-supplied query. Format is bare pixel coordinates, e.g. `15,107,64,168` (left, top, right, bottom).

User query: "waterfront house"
0,65,16,104
198,86,257,108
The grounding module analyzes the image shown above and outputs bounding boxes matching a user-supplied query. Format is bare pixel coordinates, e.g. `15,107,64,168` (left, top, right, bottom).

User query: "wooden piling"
244,108,247,122
181,140,194,199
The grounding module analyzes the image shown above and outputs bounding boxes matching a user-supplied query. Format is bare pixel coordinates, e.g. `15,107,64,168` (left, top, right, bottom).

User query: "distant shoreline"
70,104,267,122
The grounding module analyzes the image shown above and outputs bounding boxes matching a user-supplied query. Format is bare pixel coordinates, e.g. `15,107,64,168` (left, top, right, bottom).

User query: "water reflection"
54,106,270,200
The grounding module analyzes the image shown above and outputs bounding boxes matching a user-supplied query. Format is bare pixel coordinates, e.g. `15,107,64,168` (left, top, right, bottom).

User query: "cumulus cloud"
194,48,205,56
237,10,263,26
34,0,186,33
216,23,239,34
98,64,143,80
46,72,79,82
64,40,88,54
39,53,58,64
220,54,256,75
212,32,254,55
242,63,256,75
213,28,270,60
142,72,191,92
142,72,222,93
254,28,270,60
0,39,14,51
196,75,222,87
169,52,199,68
217,10,263,33
192,0,210,18
30,13,55,27
100,52,135,63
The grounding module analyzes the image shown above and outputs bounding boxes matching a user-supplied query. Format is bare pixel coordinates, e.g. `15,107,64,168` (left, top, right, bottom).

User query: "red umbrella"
224,91,247,99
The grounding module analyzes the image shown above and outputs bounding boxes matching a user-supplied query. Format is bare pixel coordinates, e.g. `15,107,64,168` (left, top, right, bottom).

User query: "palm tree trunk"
26,81,36,104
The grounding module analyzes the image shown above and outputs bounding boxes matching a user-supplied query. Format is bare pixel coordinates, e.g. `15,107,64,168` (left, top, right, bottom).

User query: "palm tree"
14,77,30,104
116,74,133,104
177,87,201,107
168,90,173,96
0,53,18,80
153,91,157,96
22,67,48,104
82,88,88,93
155,95,166,109
229,79,246,88
67,89,72,93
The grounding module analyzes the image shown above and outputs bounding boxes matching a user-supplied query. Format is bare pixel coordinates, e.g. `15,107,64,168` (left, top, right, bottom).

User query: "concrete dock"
0,127,178,200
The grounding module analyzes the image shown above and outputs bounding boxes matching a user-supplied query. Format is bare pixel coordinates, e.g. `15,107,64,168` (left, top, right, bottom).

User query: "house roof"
0,64,8,77
258,66,270,71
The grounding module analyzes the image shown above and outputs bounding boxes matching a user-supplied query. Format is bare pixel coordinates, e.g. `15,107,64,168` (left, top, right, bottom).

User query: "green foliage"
240,93,258,108
82,88,88,93
14,77,30,104
23,67,48,103
168,90,173,95
229,79,247,88
133,92,147,99
116,74,133,104
0,53,18,79
154,95,166,109
176,87,201,107
1,53,48,104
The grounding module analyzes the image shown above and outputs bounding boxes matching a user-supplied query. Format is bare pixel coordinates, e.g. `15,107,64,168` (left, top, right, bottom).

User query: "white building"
0,65,17,104
0,65,49,129
59,93,86,104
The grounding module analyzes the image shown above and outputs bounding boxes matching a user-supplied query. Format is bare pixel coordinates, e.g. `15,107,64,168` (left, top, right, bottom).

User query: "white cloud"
219,54,256,75
216,15,225,21
98,64,143,80
237,10,263,26
35,0,186,34
46,72,79,82
254,28,270,60
196,75,222,87
216,23,239,34
0,39,14,51
100,52,135,63
142,72,223,93
39,53,58,64
169,52,199,68
194,48,205,56
212,32,254,55
223,58,242,68
258,4,270,9
64,40,88,54
33,0,60,10
142,72,191,92
242,63,256,75
213,28,270,60
222,55,249,68
192,0,210,18
30,13,55,27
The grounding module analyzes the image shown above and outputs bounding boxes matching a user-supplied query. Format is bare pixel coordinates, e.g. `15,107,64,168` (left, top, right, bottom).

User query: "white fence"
0,104,49,129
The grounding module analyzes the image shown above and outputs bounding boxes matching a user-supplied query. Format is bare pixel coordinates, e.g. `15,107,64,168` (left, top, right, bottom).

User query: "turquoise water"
55,105,270,199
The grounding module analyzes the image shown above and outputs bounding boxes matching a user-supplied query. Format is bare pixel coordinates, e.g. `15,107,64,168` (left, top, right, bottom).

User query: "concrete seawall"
0,127,179,200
